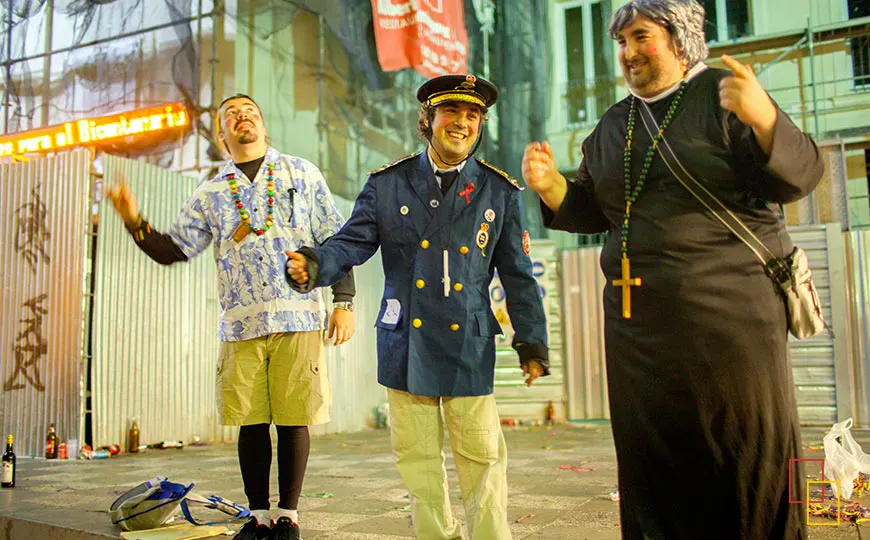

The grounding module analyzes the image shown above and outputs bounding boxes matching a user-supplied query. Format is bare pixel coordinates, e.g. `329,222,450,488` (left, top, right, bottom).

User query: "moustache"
235,120,254,129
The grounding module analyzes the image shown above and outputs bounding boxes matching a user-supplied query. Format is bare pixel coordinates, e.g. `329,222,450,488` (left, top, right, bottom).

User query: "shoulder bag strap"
636,100,791,282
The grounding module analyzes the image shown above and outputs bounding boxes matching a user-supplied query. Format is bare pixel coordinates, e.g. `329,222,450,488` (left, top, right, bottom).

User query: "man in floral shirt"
107,94,355,540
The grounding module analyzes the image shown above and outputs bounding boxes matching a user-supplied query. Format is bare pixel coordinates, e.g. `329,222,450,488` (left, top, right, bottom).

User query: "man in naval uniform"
285,74,549,540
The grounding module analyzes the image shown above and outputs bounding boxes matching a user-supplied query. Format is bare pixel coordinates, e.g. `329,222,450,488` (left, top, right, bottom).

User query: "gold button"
450,323,460,331
459,246,469,255
453,283,463,292
416,279,425,289
421,240,430,249
412,318,423,328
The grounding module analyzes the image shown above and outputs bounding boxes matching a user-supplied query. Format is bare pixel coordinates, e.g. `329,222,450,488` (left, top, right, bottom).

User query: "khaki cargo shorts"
216,331,331,426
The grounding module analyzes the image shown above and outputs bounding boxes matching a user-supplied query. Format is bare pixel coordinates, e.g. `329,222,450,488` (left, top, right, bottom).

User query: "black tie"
436,170,459,195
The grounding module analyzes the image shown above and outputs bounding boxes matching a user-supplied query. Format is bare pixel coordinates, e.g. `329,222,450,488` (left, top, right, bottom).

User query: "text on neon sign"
0,104,188,158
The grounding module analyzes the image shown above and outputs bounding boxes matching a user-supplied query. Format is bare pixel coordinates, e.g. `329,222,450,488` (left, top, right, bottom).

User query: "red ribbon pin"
459,182,475,204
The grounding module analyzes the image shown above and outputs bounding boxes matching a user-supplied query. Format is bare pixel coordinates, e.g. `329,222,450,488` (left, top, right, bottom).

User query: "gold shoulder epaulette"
369,151,423,176
476,158,524,190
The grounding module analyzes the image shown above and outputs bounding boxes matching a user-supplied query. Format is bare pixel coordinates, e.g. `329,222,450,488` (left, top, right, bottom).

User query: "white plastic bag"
823,418,870,499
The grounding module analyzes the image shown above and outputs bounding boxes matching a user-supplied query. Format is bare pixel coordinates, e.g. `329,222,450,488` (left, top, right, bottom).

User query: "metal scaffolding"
709,15,870,145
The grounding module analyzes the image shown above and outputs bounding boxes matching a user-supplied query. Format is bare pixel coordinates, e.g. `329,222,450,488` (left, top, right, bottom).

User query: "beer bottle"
127,418,140,454
1,435,15,488
45,423,58,459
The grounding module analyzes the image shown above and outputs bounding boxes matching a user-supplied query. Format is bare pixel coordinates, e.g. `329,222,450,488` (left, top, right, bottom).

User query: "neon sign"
0,103,188,158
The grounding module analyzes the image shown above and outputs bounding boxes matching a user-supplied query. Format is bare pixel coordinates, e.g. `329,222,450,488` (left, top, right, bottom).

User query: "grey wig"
608,0,709,69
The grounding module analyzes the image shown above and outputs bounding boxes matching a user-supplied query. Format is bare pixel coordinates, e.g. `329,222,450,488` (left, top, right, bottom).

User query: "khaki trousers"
387,389,511,540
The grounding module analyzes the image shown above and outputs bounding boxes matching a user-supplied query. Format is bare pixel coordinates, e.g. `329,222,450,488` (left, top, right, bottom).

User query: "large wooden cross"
612,255,641,319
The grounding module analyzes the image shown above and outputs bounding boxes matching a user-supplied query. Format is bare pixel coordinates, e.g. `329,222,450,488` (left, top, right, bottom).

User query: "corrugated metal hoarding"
560,246,609,420
92,158,385,448
847,229,870,427
492,241,565,421
787,225,846,426
0,149,91,456
92,155,223,448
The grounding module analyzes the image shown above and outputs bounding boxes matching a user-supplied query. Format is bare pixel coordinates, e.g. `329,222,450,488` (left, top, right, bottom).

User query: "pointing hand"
719,54,776,133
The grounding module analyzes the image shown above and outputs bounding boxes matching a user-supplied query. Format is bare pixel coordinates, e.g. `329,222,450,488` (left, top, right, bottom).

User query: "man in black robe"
522,0,823,538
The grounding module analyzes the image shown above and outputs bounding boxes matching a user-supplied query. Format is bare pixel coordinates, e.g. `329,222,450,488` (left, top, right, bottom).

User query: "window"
697,0,750,42
555,0,615,128
849,0,870,87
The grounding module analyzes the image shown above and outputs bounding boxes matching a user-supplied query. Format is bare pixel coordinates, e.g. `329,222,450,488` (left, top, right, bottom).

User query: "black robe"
544,67,823,539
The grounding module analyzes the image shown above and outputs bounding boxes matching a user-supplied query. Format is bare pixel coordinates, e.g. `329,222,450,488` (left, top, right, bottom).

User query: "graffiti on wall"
14,186,52,274
4,294,48,392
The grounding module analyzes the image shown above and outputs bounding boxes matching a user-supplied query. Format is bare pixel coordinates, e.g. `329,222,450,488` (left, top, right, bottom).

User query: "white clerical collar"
629,62,708,103
427,150,467,177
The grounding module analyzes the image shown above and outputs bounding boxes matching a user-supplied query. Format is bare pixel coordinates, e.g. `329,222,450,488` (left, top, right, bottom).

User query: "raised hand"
718,54,776,133
105,179,141,228
522,141,560,193
284,250,309,284
522,141,568,211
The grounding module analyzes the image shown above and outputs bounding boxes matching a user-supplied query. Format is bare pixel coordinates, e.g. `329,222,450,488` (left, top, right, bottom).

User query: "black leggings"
237,424,310,510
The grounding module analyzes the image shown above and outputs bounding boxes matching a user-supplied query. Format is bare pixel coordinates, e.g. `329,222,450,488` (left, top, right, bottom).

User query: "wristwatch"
333,301,354,312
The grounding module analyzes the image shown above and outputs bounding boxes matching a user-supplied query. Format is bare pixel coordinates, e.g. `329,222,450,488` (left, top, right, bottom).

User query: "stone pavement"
0,423,866,539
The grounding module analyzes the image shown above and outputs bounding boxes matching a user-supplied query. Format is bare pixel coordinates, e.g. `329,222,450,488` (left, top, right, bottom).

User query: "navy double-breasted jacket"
298,151,548,397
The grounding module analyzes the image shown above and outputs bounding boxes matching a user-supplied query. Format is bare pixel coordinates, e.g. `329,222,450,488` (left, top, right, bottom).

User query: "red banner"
371,0,468,78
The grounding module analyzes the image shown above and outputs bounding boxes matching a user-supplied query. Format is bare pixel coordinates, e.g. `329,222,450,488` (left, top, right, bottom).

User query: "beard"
623,56,665,94
238,132,259,144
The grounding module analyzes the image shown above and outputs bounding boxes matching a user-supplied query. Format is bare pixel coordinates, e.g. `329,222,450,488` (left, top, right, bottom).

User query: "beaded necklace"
227,162,276,236
613,82,687,319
